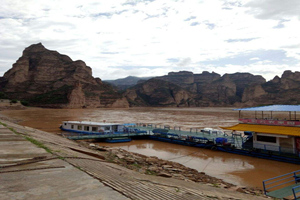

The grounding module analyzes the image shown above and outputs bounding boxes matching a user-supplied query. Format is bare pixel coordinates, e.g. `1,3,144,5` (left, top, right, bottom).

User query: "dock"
0,119,271,200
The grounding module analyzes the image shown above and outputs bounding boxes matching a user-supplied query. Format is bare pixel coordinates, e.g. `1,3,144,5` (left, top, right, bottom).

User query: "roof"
221,124,300,136
234,105,300,112
62,121,123,126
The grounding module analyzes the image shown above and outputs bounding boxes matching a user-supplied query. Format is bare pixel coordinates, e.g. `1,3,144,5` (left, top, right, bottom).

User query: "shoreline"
80,140,265,196
0,106,267,198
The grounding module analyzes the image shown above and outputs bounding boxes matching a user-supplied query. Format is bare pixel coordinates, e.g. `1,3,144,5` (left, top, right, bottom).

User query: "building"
222,105,300,156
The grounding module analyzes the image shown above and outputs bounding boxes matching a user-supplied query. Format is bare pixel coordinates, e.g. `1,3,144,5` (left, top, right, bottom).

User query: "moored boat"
60,121,125,135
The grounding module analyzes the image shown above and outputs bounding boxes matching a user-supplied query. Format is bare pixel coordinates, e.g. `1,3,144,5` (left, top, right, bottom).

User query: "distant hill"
124,71,266,107
104,76,153,91
0,43,128,108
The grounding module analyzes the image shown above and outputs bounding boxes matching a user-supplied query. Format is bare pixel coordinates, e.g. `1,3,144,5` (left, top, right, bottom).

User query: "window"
92,127,97,132
64,123,67,126
257,135,276,143
78,125,82,130
104,126,110,131
71,125,74,129
84,126,89,131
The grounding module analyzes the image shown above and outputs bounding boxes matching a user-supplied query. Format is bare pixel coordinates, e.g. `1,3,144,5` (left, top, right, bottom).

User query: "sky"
0,0,300,81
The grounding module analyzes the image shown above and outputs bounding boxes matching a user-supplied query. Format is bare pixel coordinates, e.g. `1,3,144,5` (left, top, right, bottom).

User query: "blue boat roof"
234,105,300,112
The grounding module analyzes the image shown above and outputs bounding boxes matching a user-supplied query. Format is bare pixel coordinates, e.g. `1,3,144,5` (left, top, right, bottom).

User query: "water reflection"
1,107,299,189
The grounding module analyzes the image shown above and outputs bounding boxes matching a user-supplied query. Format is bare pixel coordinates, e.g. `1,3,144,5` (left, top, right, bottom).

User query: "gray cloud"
177,58,192,67
245,0,300,20
199,49,299,66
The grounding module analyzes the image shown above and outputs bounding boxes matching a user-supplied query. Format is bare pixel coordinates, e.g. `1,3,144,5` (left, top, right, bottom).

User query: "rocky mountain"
0,43,128,108
1,43,299,108
125,71,266,107
104,76,153,91
241,70,300,106
125,70,300,107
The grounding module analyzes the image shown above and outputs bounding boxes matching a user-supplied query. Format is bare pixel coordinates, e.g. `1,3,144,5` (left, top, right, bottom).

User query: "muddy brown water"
1,107,299,189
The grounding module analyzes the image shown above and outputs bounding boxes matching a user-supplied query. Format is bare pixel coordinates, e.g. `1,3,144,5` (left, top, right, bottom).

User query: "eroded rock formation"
0,43,127,108
125,71,267,107
242,70,300,106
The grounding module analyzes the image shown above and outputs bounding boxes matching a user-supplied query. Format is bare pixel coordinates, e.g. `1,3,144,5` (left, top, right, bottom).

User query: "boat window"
104,126,110,130
257,135,276,143
71,125,74,129
78,125,82,130
84,126,89,131
64,123,67,126
92,127,97,132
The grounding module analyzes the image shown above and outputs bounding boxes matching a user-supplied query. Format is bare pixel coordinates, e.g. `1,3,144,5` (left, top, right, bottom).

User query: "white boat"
60,121,125,134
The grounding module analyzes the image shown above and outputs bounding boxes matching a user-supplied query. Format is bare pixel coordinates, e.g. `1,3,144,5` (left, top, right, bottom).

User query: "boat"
60,121,125,135
147,105,300,164
105,137,132,143
60,121,148,142
61,105,300,163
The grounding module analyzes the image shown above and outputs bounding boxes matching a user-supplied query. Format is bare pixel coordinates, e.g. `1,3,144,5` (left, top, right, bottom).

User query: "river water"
1,107,299,189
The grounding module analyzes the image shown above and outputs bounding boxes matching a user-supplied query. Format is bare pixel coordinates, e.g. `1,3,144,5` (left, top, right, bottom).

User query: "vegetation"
10,99,18,103
28,85,72,104
0,121,52,154
24,136,52,154
0,92,8,99
20,100,29,106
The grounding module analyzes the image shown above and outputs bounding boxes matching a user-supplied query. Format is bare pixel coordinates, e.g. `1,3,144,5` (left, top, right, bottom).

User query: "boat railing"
253,143,296,155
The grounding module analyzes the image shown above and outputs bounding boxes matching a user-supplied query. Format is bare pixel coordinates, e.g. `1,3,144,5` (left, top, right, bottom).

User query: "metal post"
271,111,272,119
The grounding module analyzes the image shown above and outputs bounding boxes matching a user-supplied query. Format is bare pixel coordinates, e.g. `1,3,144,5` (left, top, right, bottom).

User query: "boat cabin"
61,121,124,134
222,105,300,155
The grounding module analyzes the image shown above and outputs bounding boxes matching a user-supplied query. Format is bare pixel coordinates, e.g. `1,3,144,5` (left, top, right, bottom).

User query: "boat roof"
62,121,123,126
221,124,300,136
234,105,300,112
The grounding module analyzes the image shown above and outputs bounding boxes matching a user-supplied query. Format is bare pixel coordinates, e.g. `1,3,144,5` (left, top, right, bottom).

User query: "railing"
263,170,300,195
293,185,300,199
239,118,300,126
253,143,296,155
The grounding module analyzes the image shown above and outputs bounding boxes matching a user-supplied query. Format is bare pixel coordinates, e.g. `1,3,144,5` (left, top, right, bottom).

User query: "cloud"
199,49,299,66
226,38,258,43
177,58,192,68
0,0,299,81
245,0,300,20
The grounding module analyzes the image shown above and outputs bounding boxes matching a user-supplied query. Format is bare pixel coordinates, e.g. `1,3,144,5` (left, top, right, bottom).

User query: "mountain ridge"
1,43,299,108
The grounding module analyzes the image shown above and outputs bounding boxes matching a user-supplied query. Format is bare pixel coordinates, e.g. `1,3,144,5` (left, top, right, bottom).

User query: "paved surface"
0,120,270,200
0,124,128,200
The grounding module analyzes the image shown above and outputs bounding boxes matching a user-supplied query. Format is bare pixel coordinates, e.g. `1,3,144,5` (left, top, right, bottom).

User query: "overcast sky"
1,0,300,80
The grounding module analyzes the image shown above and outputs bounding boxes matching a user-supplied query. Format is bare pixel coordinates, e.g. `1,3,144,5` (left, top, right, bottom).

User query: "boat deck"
63,132,150,140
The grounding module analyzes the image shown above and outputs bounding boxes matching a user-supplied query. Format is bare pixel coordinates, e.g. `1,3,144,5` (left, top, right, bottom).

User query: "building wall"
253,133,280,151
253,132,295,154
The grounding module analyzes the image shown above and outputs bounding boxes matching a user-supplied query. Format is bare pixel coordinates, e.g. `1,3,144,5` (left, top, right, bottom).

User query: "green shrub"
10,99,18,103
21,100,29,106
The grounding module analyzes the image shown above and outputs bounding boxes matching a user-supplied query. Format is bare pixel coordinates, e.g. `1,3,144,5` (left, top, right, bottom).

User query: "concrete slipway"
0,120,270,200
